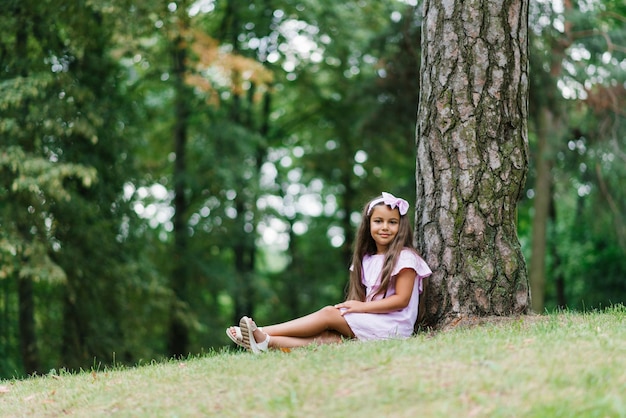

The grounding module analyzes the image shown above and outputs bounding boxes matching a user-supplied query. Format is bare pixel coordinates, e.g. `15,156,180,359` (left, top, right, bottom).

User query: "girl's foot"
226,326,245,347
226,324,266,347
239,316,270,354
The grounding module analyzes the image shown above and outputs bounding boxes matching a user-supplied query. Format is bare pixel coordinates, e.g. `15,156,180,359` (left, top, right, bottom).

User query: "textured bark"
416,0,530,327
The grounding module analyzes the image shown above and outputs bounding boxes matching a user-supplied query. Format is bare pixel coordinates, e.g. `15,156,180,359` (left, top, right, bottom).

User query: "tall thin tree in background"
168,7,192,358
415,0,530,327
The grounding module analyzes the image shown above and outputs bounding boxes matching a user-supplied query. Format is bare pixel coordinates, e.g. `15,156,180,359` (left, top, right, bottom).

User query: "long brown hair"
345,195,416,301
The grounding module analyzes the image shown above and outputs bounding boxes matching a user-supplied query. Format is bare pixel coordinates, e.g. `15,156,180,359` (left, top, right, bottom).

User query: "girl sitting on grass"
226,192,432,353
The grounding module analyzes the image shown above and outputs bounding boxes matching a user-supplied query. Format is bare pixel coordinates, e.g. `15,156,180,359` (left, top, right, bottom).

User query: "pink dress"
343,249,432,340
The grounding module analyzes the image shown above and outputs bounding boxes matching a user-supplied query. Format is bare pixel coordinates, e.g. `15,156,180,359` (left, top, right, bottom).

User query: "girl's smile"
369,205,401,253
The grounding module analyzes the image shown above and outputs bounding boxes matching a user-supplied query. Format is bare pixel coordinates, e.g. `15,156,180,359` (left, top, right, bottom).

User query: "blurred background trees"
1,0,624,377
523,0,626,312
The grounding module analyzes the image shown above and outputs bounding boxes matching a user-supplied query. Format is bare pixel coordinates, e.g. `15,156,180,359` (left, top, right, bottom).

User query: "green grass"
2,306,626,417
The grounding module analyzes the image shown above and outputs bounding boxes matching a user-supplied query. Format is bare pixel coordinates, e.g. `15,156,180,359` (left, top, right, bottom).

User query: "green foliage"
524,0,626,311
0,0,168,377
0,0,624,379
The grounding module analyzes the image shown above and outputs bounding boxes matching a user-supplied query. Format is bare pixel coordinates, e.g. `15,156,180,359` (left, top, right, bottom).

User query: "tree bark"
416,0,530,327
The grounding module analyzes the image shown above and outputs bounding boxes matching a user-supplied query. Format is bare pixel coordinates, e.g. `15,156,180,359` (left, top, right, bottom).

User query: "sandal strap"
248,321,269,351
256,333,270,351
238,316,271,353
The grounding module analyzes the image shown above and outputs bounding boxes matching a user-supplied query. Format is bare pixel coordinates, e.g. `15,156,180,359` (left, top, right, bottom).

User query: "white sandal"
226,326,245,348
239,316,270,354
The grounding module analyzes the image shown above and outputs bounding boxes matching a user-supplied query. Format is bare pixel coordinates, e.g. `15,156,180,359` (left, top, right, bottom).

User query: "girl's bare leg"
262,331,345,349
227,306,355,349
261,306,355,339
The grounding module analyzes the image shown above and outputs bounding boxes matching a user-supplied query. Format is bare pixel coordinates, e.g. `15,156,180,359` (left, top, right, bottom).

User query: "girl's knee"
318,305,352,337
319,305,345,325
320,305,339,316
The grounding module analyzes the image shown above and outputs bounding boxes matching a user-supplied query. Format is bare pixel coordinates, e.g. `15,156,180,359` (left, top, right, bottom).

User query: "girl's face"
369,204,401,254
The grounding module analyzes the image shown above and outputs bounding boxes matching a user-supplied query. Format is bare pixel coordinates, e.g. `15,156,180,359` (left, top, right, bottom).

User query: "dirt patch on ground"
418,313,547,334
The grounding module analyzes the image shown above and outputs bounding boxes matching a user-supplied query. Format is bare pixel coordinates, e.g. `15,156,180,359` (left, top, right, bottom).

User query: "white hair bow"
367,192,409,216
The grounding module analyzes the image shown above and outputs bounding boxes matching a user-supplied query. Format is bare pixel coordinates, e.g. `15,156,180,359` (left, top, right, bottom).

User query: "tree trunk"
529,107,553,313
549,193,567,309
229,79,256,323
416,0,530,327
527,0,573,313
18,275,39,374
168,30,191,358
15,6,40,375
61,293,88,370
233,197,256,323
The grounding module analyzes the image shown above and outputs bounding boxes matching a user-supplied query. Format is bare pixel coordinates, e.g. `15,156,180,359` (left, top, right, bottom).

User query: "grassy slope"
1,306,625,417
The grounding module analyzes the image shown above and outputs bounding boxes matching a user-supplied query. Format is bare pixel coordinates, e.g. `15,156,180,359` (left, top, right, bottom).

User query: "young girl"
226,192,432,353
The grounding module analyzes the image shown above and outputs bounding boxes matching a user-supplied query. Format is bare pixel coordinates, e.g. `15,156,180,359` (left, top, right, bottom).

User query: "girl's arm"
334,268,416,314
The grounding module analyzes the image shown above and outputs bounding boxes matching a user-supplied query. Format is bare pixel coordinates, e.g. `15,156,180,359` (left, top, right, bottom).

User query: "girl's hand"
334,300,366,315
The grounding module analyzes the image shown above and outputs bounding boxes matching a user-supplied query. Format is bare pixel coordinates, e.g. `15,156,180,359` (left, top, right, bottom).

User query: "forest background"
1,0,624,379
